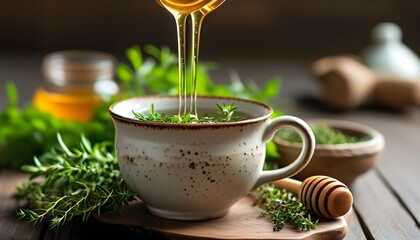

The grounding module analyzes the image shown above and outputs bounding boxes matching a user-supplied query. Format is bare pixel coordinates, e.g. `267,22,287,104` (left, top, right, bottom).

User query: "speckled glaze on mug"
109,96,315,220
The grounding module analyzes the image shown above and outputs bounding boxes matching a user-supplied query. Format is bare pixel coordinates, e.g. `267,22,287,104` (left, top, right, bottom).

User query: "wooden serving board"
98,195,351,240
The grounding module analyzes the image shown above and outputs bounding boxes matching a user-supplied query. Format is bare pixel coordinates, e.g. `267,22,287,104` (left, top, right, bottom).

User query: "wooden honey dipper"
273,175,353,218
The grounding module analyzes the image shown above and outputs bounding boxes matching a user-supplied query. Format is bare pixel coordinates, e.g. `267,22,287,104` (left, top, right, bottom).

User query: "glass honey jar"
33,50,118,122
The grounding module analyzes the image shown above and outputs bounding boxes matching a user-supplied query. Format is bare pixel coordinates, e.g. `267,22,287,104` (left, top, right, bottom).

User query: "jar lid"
43,50,116,87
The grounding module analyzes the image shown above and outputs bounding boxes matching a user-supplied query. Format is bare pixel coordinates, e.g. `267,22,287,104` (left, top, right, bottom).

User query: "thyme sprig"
15,134,137,229
254,184,318,231
217,103,238,122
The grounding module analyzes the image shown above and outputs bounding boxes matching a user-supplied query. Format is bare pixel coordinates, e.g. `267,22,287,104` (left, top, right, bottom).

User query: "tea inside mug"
136,107,253,122
111,96,271,124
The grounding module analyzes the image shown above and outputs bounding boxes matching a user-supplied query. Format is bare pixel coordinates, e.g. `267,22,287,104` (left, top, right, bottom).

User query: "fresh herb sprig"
15,135,137,228
217,103,238,122
132,103,243,123
254,184,318,231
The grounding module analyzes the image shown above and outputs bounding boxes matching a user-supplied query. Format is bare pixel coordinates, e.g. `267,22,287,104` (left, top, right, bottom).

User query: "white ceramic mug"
109,96,315,220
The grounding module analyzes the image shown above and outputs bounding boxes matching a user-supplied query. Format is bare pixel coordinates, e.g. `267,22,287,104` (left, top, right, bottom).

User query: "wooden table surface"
1,54,420,239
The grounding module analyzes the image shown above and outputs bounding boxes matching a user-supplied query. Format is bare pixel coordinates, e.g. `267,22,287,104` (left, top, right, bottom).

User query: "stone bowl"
274,119,385,185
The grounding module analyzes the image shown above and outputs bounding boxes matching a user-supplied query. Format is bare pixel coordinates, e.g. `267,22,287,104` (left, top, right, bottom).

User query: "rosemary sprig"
254,184,318,231
15,134,137,229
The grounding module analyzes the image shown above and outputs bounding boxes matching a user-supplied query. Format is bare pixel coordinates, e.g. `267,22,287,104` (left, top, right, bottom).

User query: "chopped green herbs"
278,124,372,144
132,103,245,123
16,135,137,229
254,184,318,231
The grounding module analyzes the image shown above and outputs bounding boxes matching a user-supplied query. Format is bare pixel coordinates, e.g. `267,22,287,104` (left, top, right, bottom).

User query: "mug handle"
253,116,315,188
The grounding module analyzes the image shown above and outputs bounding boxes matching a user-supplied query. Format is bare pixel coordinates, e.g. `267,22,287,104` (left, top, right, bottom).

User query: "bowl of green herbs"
274,119,385,185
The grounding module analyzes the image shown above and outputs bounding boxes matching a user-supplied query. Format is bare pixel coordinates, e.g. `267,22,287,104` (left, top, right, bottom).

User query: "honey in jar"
33,50,118,122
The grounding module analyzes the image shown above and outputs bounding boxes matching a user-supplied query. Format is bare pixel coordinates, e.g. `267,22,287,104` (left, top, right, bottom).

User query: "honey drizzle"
157,0,225,118
190,0,225,118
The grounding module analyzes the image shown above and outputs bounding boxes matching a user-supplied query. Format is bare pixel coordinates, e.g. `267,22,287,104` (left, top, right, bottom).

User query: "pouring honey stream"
156,0,226,118
190,0,226,118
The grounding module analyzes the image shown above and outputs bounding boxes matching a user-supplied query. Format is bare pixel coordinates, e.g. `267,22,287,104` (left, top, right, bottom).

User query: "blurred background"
1,0,420,106
1,0,419,56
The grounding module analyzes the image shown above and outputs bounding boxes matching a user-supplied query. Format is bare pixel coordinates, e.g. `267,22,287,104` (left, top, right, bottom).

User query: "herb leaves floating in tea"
254,184,318,231
132,103,245,124
132,104,162,122
217,103,237,122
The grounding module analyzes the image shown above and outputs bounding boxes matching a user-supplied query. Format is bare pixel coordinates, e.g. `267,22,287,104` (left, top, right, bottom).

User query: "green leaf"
34,157,42,167
116,64,132,84
132,110,145,121
160,46,176,66
262,78,281,99
57,133,72,156
126,45,143,69
81,135,92,153
229,71,245,93
5,82,18,107
21,165,40,174
265,140,280,163
170,115,182,123
144,44,161,60
209,85,231,97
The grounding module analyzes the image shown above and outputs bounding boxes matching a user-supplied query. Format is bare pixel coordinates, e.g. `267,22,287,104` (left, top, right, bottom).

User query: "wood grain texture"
369,113,420,226
98,194,350,240
343,214,367,240
0,170,43,240
351,170,420,239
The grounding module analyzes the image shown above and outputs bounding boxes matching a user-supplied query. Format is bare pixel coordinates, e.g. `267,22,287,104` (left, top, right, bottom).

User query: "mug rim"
109,95,273,128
